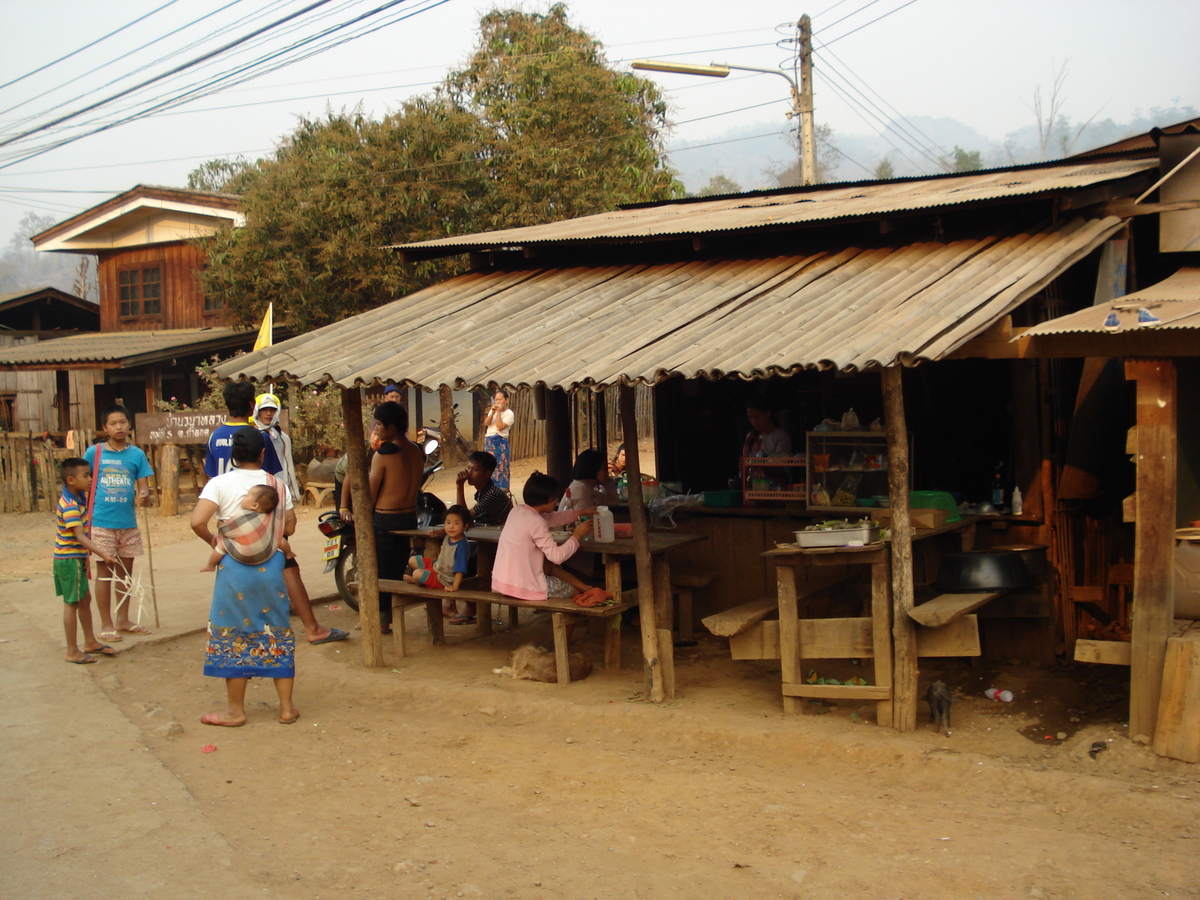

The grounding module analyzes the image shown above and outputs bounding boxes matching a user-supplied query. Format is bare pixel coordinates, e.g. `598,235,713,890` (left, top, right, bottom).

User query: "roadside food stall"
213,123,1199,739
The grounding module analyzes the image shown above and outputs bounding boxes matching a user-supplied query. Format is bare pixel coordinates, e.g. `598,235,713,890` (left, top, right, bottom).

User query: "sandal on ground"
83,644,118,656
119,624,151,635
67,654,98,664
97,631,122,643
200,713,245,727
279,707,300,725
449,614,476,625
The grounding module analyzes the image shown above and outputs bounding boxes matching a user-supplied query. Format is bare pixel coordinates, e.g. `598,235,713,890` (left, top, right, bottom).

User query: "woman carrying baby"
190,426,299,727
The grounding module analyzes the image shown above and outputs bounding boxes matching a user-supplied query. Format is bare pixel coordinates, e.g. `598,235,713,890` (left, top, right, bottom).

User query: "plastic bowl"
855,497,877,507
871,495,890,506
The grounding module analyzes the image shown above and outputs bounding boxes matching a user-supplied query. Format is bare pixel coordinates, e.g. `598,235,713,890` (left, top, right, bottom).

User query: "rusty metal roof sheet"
393,159,1152,258
1022,267,1200,336
0,327,250,367
215,216,1122,391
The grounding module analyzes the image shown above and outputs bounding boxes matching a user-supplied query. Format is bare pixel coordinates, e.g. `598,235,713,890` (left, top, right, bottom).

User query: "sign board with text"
135,410,287,445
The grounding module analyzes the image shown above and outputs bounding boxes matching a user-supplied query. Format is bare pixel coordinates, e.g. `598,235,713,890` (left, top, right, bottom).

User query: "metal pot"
935,550,1034,593
990,544,1048,580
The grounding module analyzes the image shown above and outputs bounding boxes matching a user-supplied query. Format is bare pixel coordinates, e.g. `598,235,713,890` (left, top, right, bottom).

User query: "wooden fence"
508,385,654,461
0,431,92,513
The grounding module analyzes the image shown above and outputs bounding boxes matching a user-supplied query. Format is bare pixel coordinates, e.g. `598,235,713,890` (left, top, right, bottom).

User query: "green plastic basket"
909,490,960,523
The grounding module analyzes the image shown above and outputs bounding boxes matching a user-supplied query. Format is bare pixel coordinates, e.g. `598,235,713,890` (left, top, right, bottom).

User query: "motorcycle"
318,440,447,611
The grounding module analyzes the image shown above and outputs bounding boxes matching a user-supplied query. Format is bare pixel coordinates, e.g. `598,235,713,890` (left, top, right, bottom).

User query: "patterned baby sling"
219,472,287,566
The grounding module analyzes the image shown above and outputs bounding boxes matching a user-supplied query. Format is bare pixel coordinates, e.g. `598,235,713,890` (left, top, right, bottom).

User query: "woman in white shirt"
482,389,515,490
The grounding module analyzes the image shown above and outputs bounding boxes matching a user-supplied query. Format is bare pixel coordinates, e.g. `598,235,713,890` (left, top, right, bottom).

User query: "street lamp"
632,17,816,185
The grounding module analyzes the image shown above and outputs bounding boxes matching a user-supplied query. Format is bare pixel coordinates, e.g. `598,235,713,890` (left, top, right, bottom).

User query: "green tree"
444,3,681,227
948,145,982,172
186,156,258,194
199,99,491,331
872,156,895,180
197,4,681,331
696,175,742,197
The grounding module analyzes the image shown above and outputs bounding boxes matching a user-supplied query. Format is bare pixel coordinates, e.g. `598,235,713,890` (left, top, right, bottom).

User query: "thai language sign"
135,411,287,445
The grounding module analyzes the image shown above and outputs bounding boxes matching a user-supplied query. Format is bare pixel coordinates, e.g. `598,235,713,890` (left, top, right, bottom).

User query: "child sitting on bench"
405,505,474,623
491,472,593,603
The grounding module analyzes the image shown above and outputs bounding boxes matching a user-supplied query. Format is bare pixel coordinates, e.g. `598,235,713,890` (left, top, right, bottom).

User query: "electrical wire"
815,69,928,173
0,0,453,170
819,0,921,47
813,0,888,37
0,0,183,94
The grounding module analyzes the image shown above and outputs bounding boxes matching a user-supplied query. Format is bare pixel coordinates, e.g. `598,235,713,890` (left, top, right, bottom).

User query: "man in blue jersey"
203,381,347,646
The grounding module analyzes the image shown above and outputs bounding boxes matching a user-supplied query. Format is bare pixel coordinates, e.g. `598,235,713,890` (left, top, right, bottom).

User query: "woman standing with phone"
483,390,514,490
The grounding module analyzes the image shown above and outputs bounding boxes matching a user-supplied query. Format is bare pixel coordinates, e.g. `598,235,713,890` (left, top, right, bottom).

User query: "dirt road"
2,502,1197,899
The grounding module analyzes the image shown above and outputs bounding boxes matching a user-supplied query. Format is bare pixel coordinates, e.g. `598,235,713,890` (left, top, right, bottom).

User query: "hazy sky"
1,0,1196,241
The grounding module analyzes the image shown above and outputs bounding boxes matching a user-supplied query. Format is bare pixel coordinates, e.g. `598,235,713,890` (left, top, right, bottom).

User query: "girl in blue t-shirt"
83,405,154,642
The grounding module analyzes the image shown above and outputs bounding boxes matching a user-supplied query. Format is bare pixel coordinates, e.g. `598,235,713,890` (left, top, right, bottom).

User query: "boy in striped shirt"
55,458,117,664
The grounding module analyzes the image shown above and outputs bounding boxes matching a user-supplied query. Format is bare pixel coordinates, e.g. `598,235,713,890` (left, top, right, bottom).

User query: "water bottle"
984,688,1014,702
1011,486,1023,516
594,506,615,543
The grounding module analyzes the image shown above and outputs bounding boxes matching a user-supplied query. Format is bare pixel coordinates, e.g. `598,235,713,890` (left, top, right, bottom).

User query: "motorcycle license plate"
322,535,342,562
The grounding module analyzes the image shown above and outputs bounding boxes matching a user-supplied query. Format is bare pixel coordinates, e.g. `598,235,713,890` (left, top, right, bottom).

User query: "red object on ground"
201,744,217,754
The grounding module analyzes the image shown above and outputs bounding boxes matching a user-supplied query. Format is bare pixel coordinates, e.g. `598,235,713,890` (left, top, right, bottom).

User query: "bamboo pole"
342,386,385,668
140,503,161,628
882,365,918,731
620,383,665,702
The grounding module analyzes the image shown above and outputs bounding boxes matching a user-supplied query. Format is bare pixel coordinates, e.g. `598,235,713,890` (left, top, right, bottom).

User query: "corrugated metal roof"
215,216,1122,391
393,159,1152,258
0,327,248,366
1022,267,1200,336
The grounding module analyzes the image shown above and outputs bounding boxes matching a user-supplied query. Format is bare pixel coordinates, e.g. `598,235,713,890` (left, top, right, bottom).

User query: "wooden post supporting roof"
882,366,918,731
1125,359,1177,741
620,383,667,702
342,386,385,668
544,387,571,487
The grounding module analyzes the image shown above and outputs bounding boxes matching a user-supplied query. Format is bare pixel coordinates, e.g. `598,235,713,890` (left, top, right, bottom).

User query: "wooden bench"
378,577,637,685
907,591,1004,628
303,481,336,507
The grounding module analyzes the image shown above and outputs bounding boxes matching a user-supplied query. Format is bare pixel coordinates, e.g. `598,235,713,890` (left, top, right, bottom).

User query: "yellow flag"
252,303,273,352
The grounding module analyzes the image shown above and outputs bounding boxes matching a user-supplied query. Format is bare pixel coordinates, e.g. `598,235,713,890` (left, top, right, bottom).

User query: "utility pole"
798,14,816,185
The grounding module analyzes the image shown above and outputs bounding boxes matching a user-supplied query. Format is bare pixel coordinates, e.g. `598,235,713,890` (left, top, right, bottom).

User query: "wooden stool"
671,569,715,641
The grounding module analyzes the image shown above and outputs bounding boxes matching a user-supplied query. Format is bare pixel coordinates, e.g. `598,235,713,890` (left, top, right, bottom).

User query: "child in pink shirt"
491,472,593,602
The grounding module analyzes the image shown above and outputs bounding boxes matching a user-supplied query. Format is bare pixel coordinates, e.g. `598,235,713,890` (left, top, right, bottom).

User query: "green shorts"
53,557,88,605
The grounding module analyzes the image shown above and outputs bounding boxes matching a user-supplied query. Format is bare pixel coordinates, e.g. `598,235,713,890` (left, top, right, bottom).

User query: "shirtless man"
368,401,423,632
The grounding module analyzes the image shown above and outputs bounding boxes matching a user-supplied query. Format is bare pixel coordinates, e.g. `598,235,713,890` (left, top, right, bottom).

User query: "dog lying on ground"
926,679,952,736
493,644,593,683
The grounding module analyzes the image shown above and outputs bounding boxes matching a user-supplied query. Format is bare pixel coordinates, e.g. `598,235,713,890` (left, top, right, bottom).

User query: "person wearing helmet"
253,392,300,502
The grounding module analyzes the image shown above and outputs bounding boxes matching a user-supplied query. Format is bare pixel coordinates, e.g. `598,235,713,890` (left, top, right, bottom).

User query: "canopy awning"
214,216,1123,390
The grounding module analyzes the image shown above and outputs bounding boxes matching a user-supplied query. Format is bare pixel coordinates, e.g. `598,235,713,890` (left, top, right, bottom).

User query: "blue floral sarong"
485,433,511,490
203,550,295,679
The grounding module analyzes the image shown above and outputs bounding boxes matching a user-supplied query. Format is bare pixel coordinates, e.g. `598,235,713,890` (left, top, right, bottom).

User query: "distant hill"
667,105,1197,193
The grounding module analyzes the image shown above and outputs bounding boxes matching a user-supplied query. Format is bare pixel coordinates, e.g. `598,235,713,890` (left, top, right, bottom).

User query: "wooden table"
393,527,705,681
762,543,894,722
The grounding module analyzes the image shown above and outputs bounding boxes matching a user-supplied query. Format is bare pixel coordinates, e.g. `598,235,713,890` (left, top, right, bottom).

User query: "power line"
0,0,183,94
813,0,888,37
819,0,921,47
0,0,340,150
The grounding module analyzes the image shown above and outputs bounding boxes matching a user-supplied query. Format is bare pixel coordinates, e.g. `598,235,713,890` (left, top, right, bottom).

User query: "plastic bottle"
594,506,615,543
1011,486,1023,516
991,471,1004,507
984,688,1014,702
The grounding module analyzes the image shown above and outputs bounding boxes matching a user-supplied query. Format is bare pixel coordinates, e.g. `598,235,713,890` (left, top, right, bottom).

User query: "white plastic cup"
984,688,1014,702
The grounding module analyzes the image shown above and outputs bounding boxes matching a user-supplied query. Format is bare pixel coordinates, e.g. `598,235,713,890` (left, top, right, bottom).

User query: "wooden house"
0,186,259,431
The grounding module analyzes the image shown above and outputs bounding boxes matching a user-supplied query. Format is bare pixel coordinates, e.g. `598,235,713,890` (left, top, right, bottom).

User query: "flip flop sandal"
98,631,122,643
85,645,118,656
279,707,301,725
449,615,476,625
200,713,245,727
67,654,98,664
120,625,151,635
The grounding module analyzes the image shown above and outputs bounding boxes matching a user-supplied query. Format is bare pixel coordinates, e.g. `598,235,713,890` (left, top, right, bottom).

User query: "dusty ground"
3,453,1198,899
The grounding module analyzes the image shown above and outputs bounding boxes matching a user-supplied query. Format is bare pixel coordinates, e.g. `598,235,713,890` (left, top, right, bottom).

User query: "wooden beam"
620,383,666,702
1074,639,1132,666
908,591,1003,628
1125,359,1177,740
782,683,891,700
158,442,179,517
1101,199,1200,217
882,365,918,731
1024,332,1200,359
544,387,571,486
945,316,1034,360
342,386,385,668
1153,631,1200,762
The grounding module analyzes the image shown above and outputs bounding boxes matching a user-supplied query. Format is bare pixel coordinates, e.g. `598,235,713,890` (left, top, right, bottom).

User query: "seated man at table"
455,451,512,526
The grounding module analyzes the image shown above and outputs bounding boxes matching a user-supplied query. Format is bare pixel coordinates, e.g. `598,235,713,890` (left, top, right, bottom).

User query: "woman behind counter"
742,401,792,458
